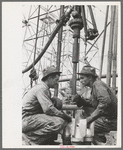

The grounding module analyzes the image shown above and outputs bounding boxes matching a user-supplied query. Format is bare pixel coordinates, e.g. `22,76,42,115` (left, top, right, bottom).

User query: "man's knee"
94,118,117,134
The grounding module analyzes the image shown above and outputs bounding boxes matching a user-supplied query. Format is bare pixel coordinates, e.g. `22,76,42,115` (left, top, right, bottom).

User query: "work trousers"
94,117,117,134
22,114,69,145
82,107,117,134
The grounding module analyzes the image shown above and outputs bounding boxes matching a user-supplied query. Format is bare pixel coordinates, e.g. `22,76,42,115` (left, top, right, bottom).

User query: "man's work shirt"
22,81,64,119
88,80,117,122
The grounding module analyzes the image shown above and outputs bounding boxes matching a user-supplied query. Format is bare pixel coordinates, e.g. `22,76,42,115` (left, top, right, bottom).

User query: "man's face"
79,74,91,87
49,74,60,88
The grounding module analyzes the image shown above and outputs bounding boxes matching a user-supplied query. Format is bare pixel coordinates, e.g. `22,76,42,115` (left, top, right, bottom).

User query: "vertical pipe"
69,5,83,138
81,6,88,38
33,5,40,66
72,63,77,95
54,5,64,96
88,5,97,30
99,6,109,79
112,6,118,94
72,38,79,95
106,6,116,87
30,5,40,88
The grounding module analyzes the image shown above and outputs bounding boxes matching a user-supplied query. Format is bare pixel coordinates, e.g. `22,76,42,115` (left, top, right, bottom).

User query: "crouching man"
73,65,117,144
22,66,72,145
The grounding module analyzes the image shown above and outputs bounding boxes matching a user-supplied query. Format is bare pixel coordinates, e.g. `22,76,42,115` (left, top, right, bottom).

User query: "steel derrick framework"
22,5,115,95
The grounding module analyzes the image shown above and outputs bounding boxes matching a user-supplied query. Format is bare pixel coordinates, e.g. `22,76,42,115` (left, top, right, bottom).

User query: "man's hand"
73,94,84,107
62,112,72,123
73,94,81,103
86,116,92,128
73,94,92,108
51,97,63,110
86,116,96,128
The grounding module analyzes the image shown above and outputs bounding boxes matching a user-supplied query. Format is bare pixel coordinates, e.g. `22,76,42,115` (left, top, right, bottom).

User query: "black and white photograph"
2,1,121,148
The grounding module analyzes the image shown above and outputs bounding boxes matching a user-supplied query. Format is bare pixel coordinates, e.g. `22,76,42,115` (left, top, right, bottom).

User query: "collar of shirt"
40,80,50,90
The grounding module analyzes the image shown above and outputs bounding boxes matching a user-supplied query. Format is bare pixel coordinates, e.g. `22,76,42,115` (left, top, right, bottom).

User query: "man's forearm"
45,106,71,122
87,108,103,124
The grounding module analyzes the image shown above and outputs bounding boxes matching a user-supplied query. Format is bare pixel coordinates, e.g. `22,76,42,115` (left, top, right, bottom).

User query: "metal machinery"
22,5,118,145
